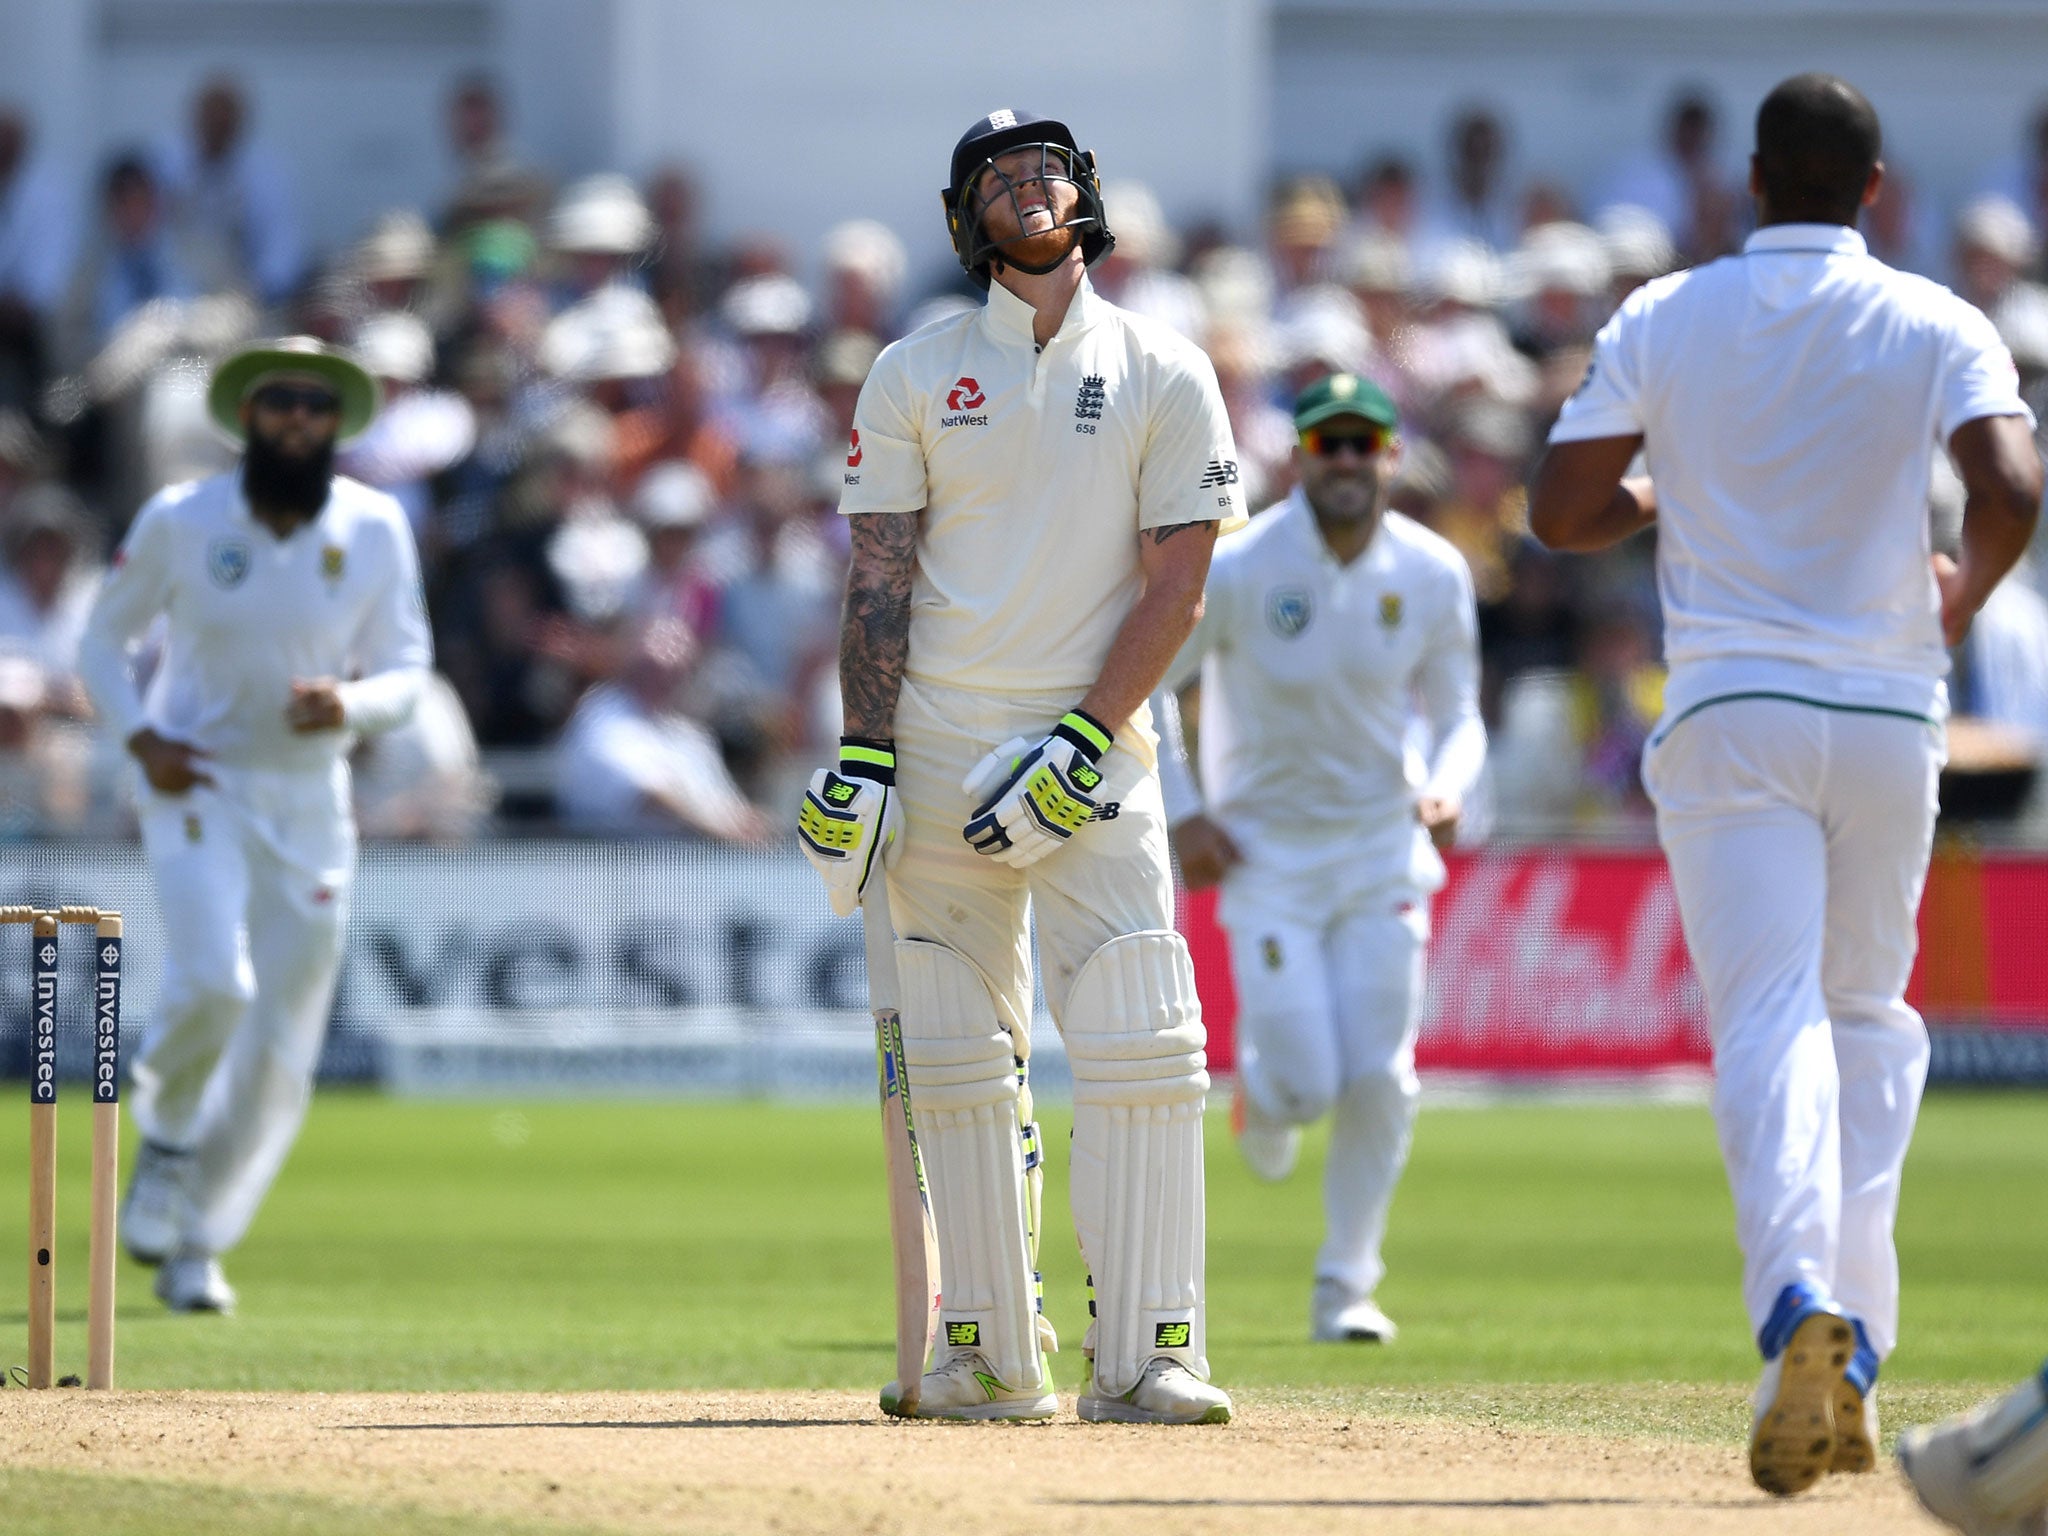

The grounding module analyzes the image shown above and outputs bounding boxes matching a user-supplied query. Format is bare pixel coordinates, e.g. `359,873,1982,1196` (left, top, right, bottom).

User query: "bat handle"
861,880,898,1013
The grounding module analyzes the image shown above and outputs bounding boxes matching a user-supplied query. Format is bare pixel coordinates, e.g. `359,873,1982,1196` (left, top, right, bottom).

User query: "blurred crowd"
0,76,2045,842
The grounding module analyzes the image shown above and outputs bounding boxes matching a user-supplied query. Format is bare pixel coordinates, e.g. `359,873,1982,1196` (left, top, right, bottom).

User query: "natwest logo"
946,377,985,411
846,429,862,468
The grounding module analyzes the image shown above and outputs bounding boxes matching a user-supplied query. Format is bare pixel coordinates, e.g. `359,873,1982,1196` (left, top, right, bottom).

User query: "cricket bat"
862,880,940,1412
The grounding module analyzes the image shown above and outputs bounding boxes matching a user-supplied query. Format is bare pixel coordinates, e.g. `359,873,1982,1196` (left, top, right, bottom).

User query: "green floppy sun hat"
208,335,381,444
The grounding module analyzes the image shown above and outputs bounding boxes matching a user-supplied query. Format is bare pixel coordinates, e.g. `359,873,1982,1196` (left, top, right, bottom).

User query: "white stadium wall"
1271,1,2048,233
1,1,2038,289
603,0,1269,292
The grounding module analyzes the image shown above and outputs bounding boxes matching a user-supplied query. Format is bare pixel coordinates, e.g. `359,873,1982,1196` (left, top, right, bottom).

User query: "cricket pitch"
0,1389,1946,1535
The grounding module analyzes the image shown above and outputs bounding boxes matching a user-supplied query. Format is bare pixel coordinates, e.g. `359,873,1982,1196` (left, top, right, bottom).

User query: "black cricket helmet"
941,109,1115,289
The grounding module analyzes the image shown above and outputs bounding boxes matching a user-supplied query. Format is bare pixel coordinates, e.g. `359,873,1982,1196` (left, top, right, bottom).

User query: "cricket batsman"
78,337,430,1312
797,109,1244,1423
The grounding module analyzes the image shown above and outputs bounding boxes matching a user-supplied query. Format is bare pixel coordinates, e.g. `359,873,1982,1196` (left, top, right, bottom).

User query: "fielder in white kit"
1530,75,2041,1497
1156,372,1484,1347
79,337,430,1313
797,109,1244,1423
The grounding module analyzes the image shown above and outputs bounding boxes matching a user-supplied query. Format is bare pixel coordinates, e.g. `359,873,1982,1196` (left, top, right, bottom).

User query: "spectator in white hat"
1505,221,1611,359
339,310,476,535
1954,196,2048,390
1093,180,1204,340
625,459,718,637
713,273,826,459
351,209,439,316
1596,204,1678,305
820,219,908,339
546,173,656,309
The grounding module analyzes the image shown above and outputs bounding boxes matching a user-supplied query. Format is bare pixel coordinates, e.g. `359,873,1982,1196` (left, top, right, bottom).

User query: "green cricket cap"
1292,371,1398,432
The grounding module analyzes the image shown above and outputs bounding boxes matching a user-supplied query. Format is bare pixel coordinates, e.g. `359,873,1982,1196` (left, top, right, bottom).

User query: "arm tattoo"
1147,519,1219,546
840,512,919,739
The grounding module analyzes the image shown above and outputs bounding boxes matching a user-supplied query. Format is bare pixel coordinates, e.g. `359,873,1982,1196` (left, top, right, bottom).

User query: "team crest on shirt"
1266,586,1313,639
322,545,345,582
1074,374,1106,421
1261,936,1284,971
207,537,250,589
1379,593,1403,629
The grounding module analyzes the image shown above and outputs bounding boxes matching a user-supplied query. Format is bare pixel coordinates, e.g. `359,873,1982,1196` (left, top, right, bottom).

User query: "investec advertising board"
1,841,2043,1092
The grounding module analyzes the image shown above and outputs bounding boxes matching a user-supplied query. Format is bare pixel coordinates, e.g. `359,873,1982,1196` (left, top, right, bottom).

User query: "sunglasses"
1299,424,1390,458
251,383,342,416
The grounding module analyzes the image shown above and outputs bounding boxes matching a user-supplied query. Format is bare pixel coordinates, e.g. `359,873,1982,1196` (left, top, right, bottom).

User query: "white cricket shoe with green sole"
1077,1356,1232,1425
880,1348,1056,1421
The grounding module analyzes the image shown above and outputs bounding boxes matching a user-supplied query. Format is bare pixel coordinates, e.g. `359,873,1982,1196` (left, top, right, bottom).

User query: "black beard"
241,430,336,517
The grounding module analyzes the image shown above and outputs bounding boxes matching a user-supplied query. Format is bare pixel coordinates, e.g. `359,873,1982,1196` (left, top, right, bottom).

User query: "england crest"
1266,586,1313,638
208,537,251,589
1379,592,1403,629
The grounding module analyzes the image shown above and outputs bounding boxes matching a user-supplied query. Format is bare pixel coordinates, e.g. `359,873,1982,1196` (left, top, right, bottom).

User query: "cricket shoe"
1830,1320,1881,1475
120,1141,193,1266
1230,1082,1299,1183
1749,1284,1855,1497
1899,1365,2048,1536
1311,1277,1397,1343
880,1348,1056,1421
1078,1355,1232,1424
154,1248,236,1315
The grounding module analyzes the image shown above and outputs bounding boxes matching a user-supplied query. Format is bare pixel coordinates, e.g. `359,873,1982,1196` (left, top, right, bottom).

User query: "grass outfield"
3,1089,2043,1410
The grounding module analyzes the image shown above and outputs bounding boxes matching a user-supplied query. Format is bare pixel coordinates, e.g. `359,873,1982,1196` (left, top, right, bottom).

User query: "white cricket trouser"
1645,698,1941,1360
887,676,1193,1368
128,762,354,1255
888,677,1176,1050
1221,844,1430,1298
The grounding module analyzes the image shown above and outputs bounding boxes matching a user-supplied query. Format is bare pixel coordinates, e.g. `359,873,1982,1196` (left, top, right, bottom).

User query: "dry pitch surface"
0,1389,1950,1535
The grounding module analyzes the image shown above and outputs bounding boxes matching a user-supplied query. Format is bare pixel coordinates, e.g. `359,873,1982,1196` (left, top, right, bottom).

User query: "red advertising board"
1181,843,2048,1078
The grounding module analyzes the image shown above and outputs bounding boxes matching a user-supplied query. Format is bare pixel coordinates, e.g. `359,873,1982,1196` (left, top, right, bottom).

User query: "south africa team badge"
1266,587,1312,638
1379,592,1403,629
207,538,250,589
322,545,346,581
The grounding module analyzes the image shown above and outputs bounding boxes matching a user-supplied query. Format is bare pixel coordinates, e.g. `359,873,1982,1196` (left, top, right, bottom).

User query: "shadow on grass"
342,1419,865,1431
1054,1496,1757,1511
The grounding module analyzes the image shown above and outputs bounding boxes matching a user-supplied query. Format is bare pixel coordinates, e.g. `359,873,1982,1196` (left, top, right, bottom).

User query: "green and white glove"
798,738,903,917
961,710,1118,869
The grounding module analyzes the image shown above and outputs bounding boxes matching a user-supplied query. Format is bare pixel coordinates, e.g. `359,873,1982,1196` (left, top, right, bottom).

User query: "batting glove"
798,738,903,917
961,710,1118,868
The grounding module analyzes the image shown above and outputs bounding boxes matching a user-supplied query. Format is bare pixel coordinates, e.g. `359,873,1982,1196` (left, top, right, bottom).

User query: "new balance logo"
1074,374,1105,421
1154,1321,1191,1349
1197,459,1239,489
946,1321,982,1347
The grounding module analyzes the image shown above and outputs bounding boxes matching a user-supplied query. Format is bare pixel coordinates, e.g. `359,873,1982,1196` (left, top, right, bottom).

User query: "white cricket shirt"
1160,494,1485,867
840,274,1245,697
78,471,431,772
1551,223,2034,729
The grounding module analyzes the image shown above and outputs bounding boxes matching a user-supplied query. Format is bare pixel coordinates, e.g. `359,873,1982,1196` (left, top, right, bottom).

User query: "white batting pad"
1063,930,1210,1398
896,938,1046,1390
